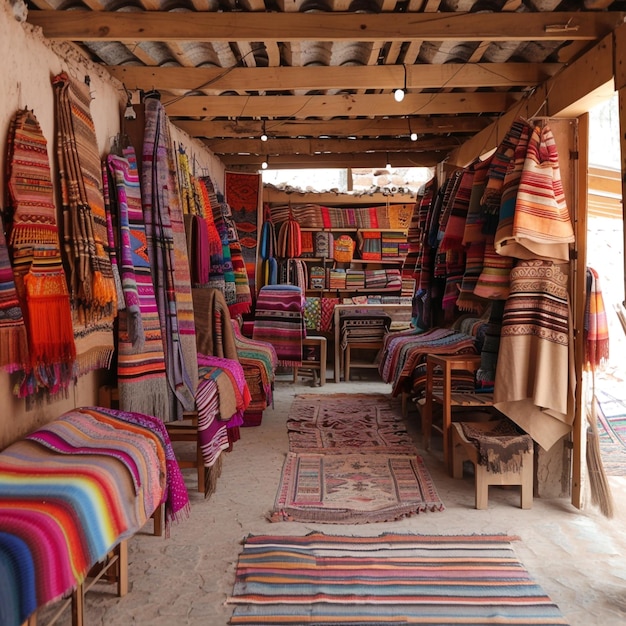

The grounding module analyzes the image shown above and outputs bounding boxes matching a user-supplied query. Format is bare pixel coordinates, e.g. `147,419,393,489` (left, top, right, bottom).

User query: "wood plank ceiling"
25,1,626,170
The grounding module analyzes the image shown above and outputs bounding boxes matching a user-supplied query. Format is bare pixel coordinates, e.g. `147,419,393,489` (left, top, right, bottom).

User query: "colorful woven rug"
596,387,626,476
227,532,567,625
271,452,443,523
287,393,415,453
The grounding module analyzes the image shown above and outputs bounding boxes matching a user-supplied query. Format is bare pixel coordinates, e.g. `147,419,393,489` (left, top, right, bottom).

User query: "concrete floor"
76,373,626,625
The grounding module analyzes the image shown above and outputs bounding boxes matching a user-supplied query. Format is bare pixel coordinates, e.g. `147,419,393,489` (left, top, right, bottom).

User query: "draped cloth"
107,148,169,422
498,124,574,262
52,72,116,375
494,260,575,451
192,287,239,362
142,99,197,421
5,108,76,396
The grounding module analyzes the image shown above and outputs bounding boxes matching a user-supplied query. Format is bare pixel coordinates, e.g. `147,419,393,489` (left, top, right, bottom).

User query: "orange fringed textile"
584,267,610,371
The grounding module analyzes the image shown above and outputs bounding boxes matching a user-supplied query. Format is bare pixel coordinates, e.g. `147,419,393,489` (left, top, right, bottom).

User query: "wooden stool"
165,413,205,494
451,421,533,510
293,336,327,386
344,341,383,381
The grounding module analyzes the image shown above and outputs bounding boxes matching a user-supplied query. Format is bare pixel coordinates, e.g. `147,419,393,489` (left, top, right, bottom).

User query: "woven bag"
333,234,355,263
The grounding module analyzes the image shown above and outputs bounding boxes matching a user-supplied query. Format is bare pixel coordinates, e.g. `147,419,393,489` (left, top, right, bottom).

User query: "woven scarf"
52,72,116,374
5,108,76,395
259,203,276,260
476,299,505,387
501,124,575,262
101,161,125,308
584,267,610,371
142,98,197,420
107,148,170,422
277,211,302,258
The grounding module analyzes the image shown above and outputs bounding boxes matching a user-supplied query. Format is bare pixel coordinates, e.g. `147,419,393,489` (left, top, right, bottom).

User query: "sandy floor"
75,374,626,625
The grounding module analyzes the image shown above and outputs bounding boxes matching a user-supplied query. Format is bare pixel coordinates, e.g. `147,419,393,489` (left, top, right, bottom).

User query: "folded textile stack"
346,269,365,289
358,230,382,260
382,231,406,258
365,269,388,290
328,268,347,290
339,310,392,349
385,269,403,290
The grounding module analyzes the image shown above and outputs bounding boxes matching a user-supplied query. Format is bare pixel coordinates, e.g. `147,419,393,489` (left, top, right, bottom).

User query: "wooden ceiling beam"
203,136,463,154
27,11,626,43
164,91,515,117
107,62,561,92
221,151,443,168
173,116,492,138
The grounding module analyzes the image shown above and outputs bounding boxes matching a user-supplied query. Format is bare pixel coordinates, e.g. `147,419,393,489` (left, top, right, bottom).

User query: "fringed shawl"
460,420,533,474
192,287,239,362
141,99,197,420
5,108,76,395
584,267,610,371
52,73,116,375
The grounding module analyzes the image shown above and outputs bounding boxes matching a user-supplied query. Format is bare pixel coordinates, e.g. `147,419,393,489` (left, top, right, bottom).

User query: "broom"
585,369,614,518
583,268,613,518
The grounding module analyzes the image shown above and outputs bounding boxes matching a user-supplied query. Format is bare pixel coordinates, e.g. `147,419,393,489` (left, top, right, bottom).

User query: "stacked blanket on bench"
0,406,188,626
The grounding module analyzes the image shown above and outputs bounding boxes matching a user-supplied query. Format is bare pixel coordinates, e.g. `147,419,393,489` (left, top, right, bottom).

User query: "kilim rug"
271,452,443,523
596,387,626,476
287,393,415,453
227,532,568,625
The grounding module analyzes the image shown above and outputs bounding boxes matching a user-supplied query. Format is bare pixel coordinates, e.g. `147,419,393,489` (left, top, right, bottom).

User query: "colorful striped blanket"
0,406,183,626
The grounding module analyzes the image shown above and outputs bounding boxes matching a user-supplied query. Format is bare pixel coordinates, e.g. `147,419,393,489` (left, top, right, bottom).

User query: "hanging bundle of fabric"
107,147,170,422
5,108,76,396
52,72,117,376
277,204,302,259
497,123,575,262
583,267,613,518
141,98,197,420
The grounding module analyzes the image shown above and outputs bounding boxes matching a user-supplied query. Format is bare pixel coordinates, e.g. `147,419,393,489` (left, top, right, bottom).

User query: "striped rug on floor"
227,533,567,625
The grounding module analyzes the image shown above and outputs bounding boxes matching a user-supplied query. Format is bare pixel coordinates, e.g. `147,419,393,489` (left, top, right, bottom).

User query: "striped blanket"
228,533,567,625
253,285,305,366
0,406,181,626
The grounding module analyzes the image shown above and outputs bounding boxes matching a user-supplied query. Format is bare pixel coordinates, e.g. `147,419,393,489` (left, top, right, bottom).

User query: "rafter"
163,92,516,118
26,11,625,43
107,62,561,92
203,136,463,155
172,116,492,138
221,151,443,168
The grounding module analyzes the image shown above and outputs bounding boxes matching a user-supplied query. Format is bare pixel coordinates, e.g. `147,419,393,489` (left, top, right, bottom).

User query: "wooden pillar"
616,23,626,309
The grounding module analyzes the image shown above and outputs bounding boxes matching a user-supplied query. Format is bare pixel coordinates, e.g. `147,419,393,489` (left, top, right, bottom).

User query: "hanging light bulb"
260,120,268,142
261,159,268,170
386,154,392,171
393,64,407,102
407,116,417,141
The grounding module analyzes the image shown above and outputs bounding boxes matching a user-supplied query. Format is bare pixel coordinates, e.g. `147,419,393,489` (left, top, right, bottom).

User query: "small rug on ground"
596,387,626,476
270,452,443,523
287,393,415,453
227,532,568,625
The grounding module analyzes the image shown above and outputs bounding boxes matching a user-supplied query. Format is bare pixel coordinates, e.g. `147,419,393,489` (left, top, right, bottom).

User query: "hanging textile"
107,148,170,421
493,260,575,451
456,155,493,313
101,161,125,308
225,171,260,297
197,176,226,293
52,72,117,376
220,199,252,316
0,224,28,373
259,204,276,261
498,124,574,262
5,108,76,396
142,98,197,421
584,267,610,371
277,210,302,258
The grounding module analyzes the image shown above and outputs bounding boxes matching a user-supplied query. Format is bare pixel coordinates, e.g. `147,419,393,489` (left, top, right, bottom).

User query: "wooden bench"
0,407,176,626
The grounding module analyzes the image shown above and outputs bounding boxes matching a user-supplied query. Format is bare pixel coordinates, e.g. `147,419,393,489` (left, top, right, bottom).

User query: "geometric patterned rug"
271,393,444,523
227,532,568,625
596,387,626,477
